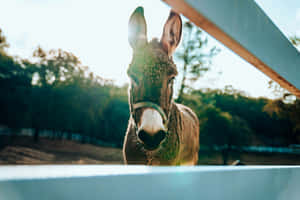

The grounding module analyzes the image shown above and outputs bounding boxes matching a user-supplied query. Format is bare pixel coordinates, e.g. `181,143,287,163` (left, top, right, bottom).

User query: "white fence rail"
163,0,300,97
0,165,300,200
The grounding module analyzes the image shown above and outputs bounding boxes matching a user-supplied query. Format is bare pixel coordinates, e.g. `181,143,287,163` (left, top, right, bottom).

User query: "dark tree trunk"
34,128,40,143
67,132,72,140
57,131,63,140
221,148,229,165
9,128,20,144
81,135,86,144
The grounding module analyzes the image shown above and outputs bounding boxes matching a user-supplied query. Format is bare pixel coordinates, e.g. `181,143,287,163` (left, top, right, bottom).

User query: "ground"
0,136,299,165
0,136,123,164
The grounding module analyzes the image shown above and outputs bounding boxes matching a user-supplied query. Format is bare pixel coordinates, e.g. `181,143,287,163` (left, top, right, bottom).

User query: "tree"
268,36,300,100
0,28,9,52
264,99,300,144
198,105,252,164
264,36,300,144
0,31,34,144
31,47,85,87
175,21,219,102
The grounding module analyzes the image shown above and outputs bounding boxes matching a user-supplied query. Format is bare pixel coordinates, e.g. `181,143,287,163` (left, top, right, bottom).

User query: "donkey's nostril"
138,129,166,150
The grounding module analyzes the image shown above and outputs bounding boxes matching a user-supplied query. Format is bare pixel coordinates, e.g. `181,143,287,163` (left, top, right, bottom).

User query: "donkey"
123,7,199,165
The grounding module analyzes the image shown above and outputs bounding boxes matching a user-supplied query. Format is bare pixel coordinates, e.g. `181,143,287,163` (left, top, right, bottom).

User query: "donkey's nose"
137,129,166,150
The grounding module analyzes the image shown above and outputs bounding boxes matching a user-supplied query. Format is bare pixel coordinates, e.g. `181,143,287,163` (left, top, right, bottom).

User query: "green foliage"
0,29,9,52
0,31,129,145
175,21,219,102
181,89,252,149
264,99,300,144
0,31,33,130
181,88,298,148
263,36,300,144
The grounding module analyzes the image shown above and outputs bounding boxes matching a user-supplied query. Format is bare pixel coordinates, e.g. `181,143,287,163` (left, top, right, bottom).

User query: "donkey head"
128,7,182,151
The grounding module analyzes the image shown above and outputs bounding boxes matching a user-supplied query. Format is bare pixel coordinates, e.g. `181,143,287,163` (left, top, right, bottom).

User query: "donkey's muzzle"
138,129,166,150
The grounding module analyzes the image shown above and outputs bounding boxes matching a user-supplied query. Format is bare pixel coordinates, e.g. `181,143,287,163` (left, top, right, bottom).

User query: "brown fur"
123,8,199,165
123,102,199,165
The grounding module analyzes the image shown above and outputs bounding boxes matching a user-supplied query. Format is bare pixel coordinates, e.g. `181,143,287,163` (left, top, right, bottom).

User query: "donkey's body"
123,7,199,165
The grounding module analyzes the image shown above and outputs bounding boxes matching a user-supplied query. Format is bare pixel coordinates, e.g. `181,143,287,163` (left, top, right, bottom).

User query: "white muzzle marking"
139,108,165,135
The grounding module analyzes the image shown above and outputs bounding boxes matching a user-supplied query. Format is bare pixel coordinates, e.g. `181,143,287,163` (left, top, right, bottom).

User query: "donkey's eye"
168,77,175,85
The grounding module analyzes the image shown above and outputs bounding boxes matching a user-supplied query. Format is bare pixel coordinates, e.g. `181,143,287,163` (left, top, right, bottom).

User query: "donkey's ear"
160,10,182,57
128,7,148,49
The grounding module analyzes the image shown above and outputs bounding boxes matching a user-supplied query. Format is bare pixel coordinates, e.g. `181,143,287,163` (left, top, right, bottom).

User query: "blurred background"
0,0,299,165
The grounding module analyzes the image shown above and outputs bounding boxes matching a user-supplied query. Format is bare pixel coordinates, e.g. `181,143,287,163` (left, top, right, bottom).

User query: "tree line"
0,29,129,147
0,27,299,152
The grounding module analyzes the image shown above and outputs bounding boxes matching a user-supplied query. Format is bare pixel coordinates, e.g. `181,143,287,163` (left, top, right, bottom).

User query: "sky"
0,0,299,98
